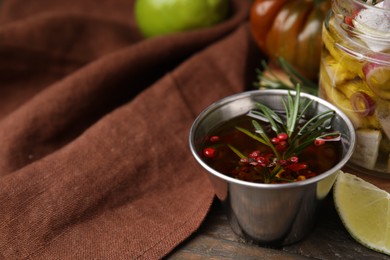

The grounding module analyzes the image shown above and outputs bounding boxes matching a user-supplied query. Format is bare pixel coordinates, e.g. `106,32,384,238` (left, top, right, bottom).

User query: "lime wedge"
333,171,390,255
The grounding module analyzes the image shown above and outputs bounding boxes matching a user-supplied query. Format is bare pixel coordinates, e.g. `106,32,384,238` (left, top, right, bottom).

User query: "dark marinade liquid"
202,114,342,182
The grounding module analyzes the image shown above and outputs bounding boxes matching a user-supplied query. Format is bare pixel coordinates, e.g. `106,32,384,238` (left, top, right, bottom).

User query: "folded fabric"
0,0,257,258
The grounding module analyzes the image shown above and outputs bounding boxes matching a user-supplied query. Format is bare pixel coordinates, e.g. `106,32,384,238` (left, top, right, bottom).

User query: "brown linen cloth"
0,0,259,258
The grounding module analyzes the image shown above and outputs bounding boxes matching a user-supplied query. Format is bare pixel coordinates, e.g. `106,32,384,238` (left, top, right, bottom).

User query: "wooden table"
168,170,390,259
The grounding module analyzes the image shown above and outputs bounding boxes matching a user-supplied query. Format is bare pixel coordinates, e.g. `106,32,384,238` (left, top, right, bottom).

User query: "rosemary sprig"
255,84,335,156
246,84,336,159
254,57,318,96
228,84,338,183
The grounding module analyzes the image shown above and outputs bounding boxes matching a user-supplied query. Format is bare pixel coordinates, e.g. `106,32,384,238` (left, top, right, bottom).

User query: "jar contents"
319,0,390,175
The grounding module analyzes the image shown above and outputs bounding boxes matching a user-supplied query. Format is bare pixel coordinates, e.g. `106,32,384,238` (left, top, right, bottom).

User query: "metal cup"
189,89,356,246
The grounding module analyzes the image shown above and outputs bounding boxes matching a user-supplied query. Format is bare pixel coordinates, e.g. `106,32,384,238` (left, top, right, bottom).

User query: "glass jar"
319,0,390,176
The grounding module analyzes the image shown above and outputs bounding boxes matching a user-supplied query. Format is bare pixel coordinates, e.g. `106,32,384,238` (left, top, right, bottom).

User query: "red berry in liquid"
249,150,261,158
271,137,280,144
314,139,325,146
278,133,288,140
203,147,216,158
210,135,220,142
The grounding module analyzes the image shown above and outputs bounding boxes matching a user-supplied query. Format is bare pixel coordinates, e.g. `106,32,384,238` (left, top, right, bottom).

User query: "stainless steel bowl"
189,89,356,246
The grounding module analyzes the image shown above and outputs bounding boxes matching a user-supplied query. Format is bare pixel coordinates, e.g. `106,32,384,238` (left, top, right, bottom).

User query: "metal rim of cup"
189,89,356,190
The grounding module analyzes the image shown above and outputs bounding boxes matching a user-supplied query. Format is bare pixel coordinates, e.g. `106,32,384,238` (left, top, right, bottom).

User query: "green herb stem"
236,126,268,146
227,144,247,159
254,57,318,96
252,120,280,159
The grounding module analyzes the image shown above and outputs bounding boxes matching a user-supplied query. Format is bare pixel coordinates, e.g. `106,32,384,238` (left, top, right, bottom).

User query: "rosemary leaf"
281,97,290,131
297,98,314,123
252,120,280,158
290,137,320,156
254,57,318,95
253,104,284,125
227,144,247,159
288,86,301,136
277,57,318,94
236,126,268,146
254,103,283,134
298,110,335,136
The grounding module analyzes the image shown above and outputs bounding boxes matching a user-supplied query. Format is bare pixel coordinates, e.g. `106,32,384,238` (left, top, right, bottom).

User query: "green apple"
135,0,230,38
